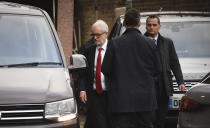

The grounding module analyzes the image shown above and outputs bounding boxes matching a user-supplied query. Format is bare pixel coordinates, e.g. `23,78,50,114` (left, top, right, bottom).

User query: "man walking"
102,9,160,128
79,20,110,128
145,15,185,128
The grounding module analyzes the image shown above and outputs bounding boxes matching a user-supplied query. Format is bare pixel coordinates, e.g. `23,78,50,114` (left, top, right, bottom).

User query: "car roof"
120,11,210,23
140,11,210,17
0,2,43,16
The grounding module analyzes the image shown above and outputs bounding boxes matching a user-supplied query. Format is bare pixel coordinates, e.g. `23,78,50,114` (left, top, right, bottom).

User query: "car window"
201,73,210,84
0,14,62,66
120,21,210,58
142,22,210,58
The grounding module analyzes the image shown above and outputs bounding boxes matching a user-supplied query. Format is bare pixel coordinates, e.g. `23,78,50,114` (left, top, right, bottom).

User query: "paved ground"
78,114,177,128
79,114,86,128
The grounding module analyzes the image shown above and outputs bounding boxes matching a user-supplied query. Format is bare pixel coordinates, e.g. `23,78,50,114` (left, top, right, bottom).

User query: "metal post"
94,0,98,20
125,0,132,9
53,0,56,24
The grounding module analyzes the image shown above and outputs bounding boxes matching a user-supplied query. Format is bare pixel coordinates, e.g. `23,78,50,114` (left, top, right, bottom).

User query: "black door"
0,0,57,24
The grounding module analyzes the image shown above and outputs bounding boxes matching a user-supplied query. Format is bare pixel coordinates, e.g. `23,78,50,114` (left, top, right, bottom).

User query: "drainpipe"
125,0,132,9
94,0,98,20
53,0,56,25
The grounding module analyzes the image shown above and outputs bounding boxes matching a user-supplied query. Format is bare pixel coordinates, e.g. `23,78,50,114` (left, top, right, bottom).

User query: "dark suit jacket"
79,44,97,96
145,33,184,96
102,28,161,112
78,38,94,55
79,43,110,96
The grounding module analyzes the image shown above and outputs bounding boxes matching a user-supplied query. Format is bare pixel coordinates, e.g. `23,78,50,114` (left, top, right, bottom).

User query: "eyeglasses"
90,32,106,37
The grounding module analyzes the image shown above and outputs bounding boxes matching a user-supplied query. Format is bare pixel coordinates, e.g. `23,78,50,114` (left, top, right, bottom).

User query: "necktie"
95,48,103,94
153,39,157,45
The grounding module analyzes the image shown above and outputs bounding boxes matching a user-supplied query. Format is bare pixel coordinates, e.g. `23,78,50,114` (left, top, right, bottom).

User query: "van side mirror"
68,54,88,73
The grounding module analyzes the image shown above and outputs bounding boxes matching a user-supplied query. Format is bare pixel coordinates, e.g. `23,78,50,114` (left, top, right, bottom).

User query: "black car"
178,73,210,128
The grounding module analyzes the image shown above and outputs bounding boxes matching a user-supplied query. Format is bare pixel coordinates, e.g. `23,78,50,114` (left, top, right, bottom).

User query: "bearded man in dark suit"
79,20,110,128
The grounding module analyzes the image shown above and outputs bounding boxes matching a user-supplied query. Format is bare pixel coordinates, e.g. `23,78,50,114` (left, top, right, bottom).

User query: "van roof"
0,2,43,16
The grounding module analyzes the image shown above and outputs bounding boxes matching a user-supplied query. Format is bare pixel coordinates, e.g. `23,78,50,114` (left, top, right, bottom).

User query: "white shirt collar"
148,34,158,41
153,34,158,41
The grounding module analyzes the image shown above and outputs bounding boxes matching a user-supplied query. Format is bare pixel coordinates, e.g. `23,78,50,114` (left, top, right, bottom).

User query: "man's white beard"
95,39,105,46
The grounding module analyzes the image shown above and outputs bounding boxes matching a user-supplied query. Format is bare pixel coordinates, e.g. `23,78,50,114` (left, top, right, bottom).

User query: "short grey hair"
91,20,109,32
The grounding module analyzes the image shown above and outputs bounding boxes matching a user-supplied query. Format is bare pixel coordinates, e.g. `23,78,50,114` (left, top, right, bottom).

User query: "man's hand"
80,91,87,104
179,84,185,91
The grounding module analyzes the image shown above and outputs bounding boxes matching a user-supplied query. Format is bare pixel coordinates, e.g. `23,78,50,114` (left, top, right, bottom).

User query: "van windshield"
139,21,210,58
0,14,62,66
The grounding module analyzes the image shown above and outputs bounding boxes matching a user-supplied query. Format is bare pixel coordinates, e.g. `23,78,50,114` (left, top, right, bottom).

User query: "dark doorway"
0,0,57,25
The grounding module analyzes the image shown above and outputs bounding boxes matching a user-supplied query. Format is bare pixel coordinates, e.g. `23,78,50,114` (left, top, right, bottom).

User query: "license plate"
169,94,184,109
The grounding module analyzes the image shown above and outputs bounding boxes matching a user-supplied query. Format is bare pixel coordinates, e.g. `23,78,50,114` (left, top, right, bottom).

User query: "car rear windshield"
140,21,210,58
0,14,62,66
120,20,210,58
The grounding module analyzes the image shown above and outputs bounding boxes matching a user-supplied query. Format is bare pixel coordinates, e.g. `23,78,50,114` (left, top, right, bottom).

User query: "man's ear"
137,21,141,28
158,24,161,31
105,32,109,37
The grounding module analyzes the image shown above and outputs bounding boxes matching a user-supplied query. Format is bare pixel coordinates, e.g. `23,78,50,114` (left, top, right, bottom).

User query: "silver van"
109,11,210,126
0,2,84,127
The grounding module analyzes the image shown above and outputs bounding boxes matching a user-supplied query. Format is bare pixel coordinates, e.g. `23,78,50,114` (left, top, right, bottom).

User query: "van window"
0,14,62,66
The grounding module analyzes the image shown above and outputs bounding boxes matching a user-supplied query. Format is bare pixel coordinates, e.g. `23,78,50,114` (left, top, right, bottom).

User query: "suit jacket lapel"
157,34,165,68
89,45,96,78
157,34,164,53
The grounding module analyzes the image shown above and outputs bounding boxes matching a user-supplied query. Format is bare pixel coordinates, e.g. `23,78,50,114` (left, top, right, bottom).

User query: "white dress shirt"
93,39,108,90
149,34,158,45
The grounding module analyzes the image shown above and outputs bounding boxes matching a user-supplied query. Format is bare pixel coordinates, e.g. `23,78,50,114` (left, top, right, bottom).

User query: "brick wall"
77,0,210,44
78,0,122,43
57,0,74,65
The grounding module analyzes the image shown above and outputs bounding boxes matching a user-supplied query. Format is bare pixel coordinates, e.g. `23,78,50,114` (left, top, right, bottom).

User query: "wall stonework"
57,0,74,64
77,0,210,43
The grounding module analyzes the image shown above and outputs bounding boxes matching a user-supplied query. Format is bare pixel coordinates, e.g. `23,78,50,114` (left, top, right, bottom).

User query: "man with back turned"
102,9,160,128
